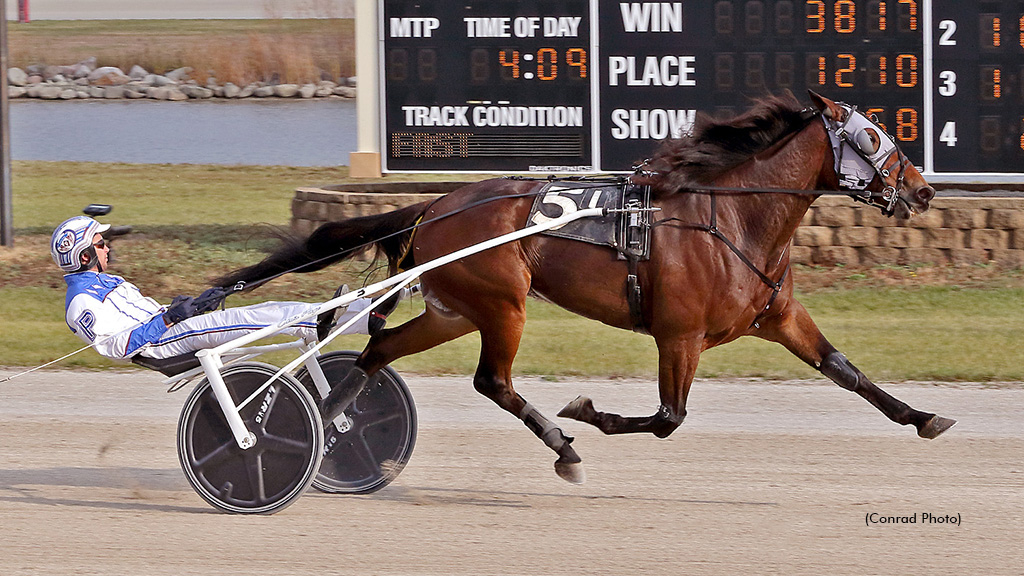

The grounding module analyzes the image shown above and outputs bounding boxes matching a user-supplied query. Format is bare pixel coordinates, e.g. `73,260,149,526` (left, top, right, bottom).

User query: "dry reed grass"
9,19,354,85
184,32,350,85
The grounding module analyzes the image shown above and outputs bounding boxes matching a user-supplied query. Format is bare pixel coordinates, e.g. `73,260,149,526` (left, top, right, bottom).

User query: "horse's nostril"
916,186,935,204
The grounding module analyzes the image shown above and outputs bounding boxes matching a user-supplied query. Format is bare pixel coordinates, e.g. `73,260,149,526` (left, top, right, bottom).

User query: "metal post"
1,0,14,247
348,0,382,177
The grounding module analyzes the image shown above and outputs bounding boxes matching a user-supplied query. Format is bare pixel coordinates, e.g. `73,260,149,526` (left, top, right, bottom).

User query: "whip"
0,309,162,384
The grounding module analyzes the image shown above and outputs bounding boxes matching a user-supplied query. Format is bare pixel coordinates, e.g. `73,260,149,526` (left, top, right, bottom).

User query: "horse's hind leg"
320,304,476,425
758,299,956,438
359,303,477,372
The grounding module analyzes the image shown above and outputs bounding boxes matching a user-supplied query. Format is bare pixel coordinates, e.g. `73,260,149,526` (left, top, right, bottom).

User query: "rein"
233,187,569,292
235,105,910,329
238,176,894,329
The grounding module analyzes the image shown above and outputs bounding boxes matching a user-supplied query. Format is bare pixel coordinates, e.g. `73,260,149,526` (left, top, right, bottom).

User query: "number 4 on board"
939,122,957,147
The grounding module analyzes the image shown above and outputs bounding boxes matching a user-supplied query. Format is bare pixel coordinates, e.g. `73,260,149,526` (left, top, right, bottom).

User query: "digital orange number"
537,48,558,80
499,50,520,79
806,0,825,33
567,48,587,78
834,0,856,33
896,108,917,141
896,54,917,87
898,0,917,30
836,54,856,86
865,108,887,132
876,0,887,31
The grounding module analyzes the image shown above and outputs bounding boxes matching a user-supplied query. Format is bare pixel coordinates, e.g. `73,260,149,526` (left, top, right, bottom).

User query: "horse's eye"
855,129,880,154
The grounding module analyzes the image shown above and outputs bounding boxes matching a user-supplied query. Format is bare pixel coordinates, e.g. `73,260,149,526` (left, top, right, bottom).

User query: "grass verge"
3,285,1023,381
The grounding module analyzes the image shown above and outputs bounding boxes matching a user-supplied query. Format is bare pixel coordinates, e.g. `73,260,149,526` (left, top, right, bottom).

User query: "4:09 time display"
387,47,588,84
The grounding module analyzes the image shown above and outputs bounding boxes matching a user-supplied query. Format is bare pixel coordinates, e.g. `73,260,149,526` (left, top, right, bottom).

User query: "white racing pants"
140,299,372,359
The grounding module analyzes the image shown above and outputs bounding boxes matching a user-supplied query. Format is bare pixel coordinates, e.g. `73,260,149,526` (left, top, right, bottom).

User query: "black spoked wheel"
177,362,324,514
296,351,417,494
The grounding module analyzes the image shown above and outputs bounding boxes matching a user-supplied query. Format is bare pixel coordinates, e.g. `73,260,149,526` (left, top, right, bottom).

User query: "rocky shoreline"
6,58,356,101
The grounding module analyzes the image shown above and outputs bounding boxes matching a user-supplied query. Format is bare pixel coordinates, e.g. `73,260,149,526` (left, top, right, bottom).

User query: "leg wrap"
657,404,686,426
520,402,572,452
820,351,861,391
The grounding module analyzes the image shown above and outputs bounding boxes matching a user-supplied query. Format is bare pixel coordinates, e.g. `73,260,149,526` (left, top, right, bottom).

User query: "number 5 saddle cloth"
526,179,652,261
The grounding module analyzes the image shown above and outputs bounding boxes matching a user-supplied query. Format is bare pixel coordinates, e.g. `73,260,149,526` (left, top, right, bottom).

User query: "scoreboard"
380,0,1024,182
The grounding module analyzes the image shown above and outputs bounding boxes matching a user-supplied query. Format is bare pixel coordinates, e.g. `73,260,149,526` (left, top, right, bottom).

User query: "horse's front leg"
757,299,956,438
559,336,700,438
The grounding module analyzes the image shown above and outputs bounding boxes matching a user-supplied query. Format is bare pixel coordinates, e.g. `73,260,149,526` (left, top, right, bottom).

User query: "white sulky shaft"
204,205,607,446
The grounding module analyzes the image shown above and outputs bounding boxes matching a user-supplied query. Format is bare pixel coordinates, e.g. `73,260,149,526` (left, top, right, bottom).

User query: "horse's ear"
807,90,838,119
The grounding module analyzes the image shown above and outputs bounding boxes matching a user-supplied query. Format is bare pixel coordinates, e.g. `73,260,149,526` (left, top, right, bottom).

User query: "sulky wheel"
177,362,324,514
296,351,417,494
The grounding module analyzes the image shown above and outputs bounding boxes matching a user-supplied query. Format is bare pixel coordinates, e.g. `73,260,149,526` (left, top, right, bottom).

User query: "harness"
274,106,910,336
633,104,909,330
619,185,653,331
521,178,655,332
823,102,913,216
658,189,790,330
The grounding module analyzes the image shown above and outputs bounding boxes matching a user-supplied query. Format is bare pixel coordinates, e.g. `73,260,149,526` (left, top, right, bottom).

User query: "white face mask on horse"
822,103,907,215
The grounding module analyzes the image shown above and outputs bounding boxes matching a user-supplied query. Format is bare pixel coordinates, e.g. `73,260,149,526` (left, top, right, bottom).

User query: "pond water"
9,98,359,167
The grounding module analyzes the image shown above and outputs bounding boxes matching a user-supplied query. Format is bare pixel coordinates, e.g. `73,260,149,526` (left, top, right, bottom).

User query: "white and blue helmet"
51,216,110,272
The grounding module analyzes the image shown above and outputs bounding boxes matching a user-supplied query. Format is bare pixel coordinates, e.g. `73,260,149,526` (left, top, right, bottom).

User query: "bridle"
821,102,913,217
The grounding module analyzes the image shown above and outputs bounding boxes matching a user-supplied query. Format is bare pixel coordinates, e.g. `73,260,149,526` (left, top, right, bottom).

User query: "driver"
52,216,402,361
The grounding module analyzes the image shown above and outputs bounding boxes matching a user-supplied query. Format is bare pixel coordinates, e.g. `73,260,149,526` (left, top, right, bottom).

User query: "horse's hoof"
557,396,593,421
554,459,586,485
918,415,957,439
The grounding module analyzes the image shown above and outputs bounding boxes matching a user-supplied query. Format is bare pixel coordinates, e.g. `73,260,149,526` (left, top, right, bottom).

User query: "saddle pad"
527,181,621,247
526,180,651,259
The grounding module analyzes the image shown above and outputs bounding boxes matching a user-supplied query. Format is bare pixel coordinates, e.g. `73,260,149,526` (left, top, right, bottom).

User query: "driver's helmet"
51,216,110,272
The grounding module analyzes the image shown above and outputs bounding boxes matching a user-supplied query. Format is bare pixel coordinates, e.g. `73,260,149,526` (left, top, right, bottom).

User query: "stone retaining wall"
292,185,1024,268
796,196,1024,268
8,60,357,101
292,182,463,236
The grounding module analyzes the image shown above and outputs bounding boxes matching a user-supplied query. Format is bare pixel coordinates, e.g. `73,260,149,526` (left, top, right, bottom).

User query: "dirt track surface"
0,368,1020,575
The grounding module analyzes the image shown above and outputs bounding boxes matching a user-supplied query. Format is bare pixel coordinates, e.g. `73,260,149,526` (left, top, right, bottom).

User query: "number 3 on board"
938,70,957,96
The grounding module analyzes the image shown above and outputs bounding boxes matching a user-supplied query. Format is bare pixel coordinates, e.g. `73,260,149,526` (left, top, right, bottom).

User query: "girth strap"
626,255,644,333
618,184,652,334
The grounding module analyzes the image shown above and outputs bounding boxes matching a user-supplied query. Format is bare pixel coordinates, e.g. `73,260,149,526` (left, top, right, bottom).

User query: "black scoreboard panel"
381,1,1024,181
931,1,1024,174
383,0,593,171
598,0,924,170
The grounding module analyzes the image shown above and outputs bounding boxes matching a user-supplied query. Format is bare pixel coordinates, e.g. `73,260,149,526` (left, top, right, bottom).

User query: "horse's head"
809,91,935,219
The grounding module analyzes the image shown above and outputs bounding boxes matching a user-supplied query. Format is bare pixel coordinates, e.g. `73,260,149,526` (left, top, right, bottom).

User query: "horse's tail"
214,201,431,290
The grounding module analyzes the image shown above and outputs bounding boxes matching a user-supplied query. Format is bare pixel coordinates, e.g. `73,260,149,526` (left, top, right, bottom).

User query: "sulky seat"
131,352,201,377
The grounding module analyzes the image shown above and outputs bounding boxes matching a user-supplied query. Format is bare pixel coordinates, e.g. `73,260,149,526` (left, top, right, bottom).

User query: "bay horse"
218,92,955,484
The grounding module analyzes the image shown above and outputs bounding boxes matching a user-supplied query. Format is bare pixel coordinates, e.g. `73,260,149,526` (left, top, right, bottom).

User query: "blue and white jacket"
64,271,168,360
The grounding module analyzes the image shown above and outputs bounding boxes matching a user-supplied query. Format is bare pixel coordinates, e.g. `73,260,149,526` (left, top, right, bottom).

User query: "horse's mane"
646,94,814,194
